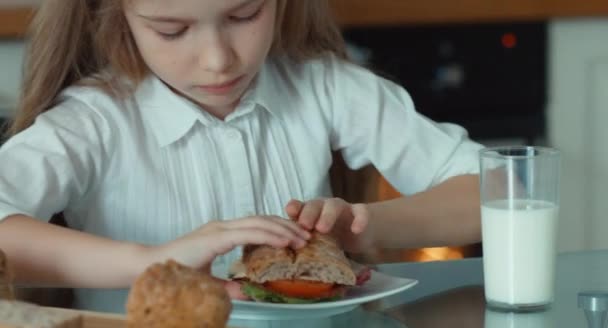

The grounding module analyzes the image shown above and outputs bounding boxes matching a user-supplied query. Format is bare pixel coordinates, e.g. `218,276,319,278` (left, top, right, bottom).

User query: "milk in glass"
482,199,558,306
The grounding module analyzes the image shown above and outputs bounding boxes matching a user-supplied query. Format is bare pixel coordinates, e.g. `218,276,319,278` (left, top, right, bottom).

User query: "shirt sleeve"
325,58,483,196
0,99,113,221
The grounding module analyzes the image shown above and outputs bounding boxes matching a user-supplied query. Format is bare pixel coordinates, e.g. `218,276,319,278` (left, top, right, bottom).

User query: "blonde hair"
8,0,346,137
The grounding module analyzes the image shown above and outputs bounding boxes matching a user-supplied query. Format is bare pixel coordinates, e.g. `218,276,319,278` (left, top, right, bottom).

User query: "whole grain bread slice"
293,234,356,285
242,233,356,285
0,300,81,328
242,245,297,283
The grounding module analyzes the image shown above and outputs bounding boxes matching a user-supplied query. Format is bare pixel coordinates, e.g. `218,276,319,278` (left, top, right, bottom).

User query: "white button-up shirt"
0,56,482,312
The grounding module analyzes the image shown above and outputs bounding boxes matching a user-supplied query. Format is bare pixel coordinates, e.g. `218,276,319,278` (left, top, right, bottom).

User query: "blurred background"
1,0,608,263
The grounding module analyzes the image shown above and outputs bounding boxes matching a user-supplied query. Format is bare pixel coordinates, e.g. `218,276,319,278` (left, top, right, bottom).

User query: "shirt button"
226,130,239,139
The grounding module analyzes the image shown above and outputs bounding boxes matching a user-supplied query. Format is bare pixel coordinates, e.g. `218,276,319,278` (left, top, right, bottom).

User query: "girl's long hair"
8,0,346,137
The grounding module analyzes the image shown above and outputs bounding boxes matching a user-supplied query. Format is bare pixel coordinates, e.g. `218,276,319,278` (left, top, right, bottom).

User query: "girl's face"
124,0,277,119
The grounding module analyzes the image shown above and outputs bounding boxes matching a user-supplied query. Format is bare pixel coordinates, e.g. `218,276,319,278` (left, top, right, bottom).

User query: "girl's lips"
198,76,244,94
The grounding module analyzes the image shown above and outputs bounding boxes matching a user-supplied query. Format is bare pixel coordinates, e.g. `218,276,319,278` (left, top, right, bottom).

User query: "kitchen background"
1,0,608,260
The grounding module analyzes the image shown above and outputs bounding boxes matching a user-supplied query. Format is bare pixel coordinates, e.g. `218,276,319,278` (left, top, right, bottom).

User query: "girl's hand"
147,216,311,299
285,198,373,253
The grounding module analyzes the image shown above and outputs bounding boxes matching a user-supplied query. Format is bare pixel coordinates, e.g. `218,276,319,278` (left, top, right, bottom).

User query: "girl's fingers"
225,216,310,241
350,203,370,234
251,218,309,248
315,198,345,233
264,216,311,240
285,199,304,219
297,200,324,230
262,217,310,248
209,228,292,256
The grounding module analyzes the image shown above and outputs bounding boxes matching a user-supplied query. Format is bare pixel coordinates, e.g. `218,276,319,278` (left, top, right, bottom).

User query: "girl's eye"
157,27,188,40
229,7,262,23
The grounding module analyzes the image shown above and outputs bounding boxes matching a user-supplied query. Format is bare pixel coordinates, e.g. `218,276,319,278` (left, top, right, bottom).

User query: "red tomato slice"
265,280,335,298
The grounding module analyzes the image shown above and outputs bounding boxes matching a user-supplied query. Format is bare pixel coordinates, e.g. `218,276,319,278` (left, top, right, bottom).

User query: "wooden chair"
14,214,74,308
0,249,15,300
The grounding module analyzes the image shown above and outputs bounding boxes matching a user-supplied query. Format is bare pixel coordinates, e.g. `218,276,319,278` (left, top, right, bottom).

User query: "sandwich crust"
243,233,356,286
126,260,231,328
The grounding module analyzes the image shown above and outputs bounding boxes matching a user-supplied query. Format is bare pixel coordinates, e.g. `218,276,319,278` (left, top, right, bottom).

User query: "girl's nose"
199,31,235,73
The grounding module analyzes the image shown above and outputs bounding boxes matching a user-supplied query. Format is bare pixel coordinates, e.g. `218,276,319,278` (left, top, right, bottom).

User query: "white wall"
548,18,608,252
0,41,24,115
0,0,35,111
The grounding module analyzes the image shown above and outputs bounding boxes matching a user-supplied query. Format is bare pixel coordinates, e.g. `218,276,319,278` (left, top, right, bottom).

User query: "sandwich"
233,233,358,304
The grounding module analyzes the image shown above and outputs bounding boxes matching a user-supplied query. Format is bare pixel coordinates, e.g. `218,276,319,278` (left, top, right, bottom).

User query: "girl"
0,0,482,313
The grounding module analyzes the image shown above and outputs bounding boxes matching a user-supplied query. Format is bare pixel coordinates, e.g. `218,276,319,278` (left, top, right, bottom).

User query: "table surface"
226,249,608,328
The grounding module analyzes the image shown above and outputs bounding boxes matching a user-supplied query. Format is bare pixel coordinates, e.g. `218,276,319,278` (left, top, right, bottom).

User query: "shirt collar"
136,76,216,147
239,60,282,118
135,60,282,148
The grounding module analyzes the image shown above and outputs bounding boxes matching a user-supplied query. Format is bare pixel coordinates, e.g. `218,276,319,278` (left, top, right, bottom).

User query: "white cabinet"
549,19,608,252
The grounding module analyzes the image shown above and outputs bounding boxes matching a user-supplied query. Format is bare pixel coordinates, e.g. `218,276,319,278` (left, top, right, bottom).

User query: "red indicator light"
501,33,517,49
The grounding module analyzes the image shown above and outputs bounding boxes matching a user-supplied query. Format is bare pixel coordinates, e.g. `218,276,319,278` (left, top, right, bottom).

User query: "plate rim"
231,270,418,310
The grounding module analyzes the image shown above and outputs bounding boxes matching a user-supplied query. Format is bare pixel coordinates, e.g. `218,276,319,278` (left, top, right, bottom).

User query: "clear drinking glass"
484,308,555,328
480,146,560,311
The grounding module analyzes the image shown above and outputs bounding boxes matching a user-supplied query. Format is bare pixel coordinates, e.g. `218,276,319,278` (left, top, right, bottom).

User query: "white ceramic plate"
229,270,418,320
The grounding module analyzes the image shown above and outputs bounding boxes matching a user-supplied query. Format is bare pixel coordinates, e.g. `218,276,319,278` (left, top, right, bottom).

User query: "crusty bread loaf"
243,233,356,286
0,300,81,328
0,249,14,300
241,246,296,283
126,260,231,328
